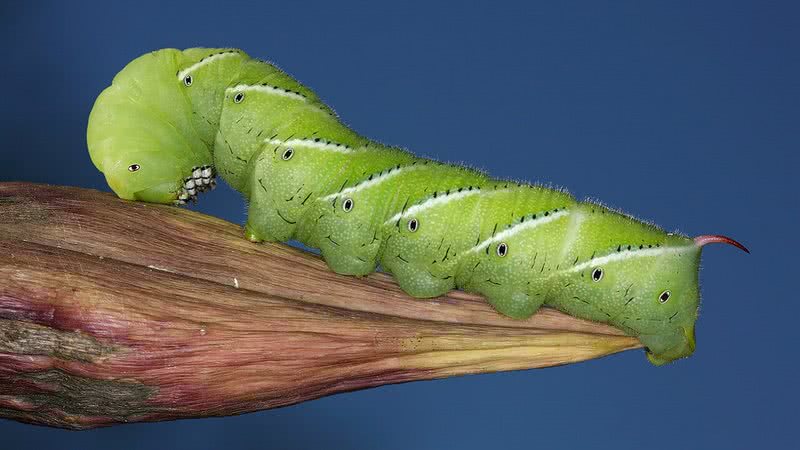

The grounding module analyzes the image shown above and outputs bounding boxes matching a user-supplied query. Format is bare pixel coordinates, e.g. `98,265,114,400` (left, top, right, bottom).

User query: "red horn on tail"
694,235,750,254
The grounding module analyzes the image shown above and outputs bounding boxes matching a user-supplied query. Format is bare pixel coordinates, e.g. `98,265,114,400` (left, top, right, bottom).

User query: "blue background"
1,1,797,448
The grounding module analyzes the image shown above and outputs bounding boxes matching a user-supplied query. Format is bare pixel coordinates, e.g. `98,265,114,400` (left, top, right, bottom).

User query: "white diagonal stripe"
468,210,570,254
567,246,693,273
384,189,481,225
177,51,241,81
321,166,418,201
265,138,353,154
226,84,307,101
557,208,586,260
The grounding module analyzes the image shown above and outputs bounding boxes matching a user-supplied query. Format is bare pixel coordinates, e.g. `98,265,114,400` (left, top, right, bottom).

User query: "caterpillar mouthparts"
175,165,216,205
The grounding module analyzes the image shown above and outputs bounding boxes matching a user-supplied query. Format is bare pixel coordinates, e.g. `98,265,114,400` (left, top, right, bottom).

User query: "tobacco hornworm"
87,48,748,365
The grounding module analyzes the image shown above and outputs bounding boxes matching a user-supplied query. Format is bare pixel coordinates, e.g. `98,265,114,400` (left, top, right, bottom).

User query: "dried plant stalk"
0,183,641,429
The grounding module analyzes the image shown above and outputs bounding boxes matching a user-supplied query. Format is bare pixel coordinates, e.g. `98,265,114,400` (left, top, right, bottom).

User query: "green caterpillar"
87,47,748,365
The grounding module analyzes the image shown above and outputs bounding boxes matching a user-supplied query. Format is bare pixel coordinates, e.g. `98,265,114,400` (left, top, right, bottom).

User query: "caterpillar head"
563,234,748,365
100,152,215,205
87,48,240,205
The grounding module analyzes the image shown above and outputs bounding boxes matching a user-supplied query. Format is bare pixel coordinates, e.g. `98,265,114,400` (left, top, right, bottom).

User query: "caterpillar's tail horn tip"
694,235,750,254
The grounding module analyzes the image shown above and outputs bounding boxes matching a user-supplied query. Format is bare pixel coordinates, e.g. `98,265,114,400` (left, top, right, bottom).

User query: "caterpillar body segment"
312,161,489,278
87,47,749,365
244,139,416,244
216,58,364,193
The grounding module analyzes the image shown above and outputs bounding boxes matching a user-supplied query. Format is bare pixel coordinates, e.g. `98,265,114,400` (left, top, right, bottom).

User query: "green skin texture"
88,48,705,365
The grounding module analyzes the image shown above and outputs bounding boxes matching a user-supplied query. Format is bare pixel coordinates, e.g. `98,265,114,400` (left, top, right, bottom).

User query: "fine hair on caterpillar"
87,47,749,365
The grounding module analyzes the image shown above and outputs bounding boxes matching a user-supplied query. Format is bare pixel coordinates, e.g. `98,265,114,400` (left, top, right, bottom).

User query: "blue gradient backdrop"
1,1,797,448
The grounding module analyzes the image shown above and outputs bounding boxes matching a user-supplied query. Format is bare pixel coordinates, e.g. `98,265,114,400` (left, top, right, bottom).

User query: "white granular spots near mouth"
175,165,217,205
